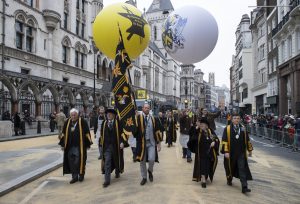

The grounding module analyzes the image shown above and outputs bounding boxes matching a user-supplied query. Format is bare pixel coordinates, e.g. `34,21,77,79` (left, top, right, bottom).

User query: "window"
155,68,159,92
81,23,85,38
259,44,265,60
24,0,33,7
63,77,69,83
76,0,80,9
62,36,71,64
273,56,277,72
154,26,157,40
62,45,67,63
21,68,30,75
288,36,292,57
63,12,68,29
297,30,300,51
238,57,242,68
75,51,79,67
81,53,84,69
82,0,85,12
239,69,243,79
16,21,24,49
242,88,248,99
80,81,86,86
26,26,33,52
44,39,46,50
76,20,80,35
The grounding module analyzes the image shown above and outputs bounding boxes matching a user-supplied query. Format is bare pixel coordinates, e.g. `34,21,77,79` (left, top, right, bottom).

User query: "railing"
216,118,299,151
272,11,290,37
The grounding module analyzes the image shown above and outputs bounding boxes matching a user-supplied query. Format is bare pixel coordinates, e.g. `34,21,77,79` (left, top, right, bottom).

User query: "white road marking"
250,137,275,148
19,181,49,204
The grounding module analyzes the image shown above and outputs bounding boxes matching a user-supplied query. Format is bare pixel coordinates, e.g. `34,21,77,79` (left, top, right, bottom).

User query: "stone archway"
0,76,18,116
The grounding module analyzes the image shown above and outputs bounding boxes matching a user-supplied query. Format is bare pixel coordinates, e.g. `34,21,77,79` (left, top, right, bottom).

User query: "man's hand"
157,143,161,152
210,142,215,147
225,153,230,158
120,143,124,149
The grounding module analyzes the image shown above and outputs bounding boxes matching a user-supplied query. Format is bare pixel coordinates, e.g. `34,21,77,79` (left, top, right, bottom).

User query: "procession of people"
57,104,253,194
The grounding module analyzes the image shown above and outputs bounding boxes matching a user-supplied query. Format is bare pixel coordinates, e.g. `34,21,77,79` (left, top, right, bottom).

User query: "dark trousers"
104,145,119,183
224,154,247,187
182,147,191,159
68,147,80,179
131,147,136,160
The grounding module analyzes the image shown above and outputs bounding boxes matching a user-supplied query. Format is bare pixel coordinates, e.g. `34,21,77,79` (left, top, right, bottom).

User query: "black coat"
59,118,92,175
100,119,125,174
221,124,253,180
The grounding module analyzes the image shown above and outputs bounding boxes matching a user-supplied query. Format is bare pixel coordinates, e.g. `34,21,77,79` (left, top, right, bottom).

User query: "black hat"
199,118,210,127
105,108,117,115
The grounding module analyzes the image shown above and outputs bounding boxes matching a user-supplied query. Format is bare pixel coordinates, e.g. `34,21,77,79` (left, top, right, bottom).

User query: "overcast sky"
103,0,256,88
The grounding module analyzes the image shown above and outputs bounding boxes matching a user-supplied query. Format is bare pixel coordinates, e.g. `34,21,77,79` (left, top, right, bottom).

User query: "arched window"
15,13,37,53
97,55,101,79
62,36,71,64
154,25,157,40
74,42,87,69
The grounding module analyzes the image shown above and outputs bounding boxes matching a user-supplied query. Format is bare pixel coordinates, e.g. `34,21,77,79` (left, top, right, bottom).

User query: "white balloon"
162,6,219,64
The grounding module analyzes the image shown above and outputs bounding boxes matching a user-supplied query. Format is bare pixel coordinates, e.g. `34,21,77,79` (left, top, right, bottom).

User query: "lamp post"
190,81,192,110
90,42,98,107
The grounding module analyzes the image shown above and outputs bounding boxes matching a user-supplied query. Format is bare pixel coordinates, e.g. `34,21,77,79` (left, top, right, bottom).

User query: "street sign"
136,89,147,99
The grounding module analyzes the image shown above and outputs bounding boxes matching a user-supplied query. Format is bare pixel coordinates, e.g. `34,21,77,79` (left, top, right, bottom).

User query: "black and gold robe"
221,124,253,180
99,119,126,174
59,118,92,175
166,117,177,144
189,128,219,182
134,114,162,162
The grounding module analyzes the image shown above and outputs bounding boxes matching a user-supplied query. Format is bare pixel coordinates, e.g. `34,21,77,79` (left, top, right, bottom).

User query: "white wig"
70,108,79,114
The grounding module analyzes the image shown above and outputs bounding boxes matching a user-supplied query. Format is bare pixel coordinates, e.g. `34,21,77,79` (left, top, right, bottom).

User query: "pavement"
0,128,59,142
0,124,300,203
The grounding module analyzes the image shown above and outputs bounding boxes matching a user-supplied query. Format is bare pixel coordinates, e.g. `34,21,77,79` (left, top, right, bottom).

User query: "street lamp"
90,41,98,107
184,99,188,109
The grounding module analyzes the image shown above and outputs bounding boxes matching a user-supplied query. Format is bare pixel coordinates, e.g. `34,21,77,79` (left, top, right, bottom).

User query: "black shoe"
115,173,120,178
140,178,147,185
201,183,206,188
103,181,110,188
69,178,78,184
79,174,84,182
148,170,153,182
98,156,102,160
187,158,192,163
227,180,232,186
242,187,251,194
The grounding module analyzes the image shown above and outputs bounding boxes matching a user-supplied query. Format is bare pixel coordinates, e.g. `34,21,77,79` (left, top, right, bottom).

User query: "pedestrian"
59,108,93,184
56,109,66,139
13,112,21,136
179,109,194,163
294,115,300,152
166,110,177,147
157,112,166,141
134,103,162,185
94,106,106,160
49,111,56,132
198,107,221,131
221,112,253,194
188,118,219,188
100,108,126,188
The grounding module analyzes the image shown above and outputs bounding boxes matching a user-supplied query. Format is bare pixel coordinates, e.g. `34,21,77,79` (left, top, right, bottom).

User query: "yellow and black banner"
111,30,136,136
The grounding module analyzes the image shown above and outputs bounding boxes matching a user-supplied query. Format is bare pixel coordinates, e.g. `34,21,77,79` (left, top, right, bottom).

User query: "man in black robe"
59,108,92,184
166,111,177,147
157,112,166,141
100,108,126,188
221,112,253,193
188,118,219,188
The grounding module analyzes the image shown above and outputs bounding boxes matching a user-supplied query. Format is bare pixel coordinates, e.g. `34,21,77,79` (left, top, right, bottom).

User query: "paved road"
0,124,300,204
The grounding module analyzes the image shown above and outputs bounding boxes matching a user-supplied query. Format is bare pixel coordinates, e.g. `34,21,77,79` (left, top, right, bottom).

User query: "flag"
111,29,136,137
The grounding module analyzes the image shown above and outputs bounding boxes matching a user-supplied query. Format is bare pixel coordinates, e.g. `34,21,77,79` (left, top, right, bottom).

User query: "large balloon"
93,3,150,60
162,6,218,64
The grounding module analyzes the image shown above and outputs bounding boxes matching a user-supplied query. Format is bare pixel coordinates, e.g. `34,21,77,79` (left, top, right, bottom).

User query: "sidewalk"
0,129,59,142
0,135,63,197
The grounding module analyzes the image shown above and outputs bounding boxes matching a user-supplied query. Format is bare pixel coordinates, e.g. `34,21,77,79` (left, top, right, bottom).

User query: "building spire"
147,0,174,13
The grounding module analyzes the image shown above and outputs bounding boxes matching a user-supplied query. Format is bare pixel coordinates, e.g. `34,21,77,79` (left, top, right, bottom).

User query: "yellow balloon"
93,3,150,60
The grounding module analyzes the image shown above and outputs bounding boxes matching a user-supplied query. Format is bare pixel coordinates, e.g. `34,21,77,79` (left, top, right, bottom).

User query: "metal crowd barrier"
216,118,299,151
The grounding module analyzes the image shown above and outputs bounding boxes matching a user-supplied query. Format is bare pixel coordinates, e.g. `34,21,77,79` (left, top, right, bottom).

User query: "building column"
293,69,300,115
35,101,42,117
55,103,59,113
11,100,19,115
279,76,288,115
